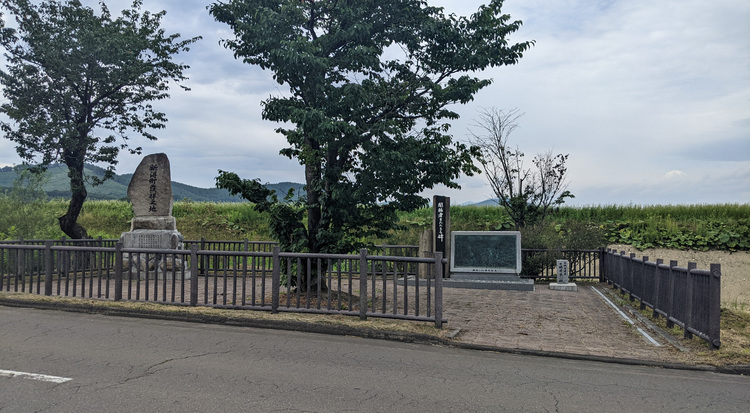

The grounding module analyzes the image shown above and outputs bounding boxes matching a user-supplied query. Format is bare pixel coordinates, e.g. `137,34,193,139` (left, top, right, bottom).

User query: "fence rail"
521,249,603,281
2,238,722,345
0,242,445,328
602,249,721,349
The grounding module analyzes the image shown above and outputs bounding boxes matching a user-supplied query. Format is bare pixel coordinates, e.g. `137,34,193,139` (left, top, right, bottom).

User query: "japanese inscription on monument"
148,163,158,212
128,153,173,218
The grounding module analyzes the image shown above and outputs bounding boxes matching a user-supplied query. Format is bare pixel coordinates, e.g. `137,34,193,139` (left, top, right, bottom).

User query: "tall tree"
470,107,573,229
210,0,533,290
0,0,200,238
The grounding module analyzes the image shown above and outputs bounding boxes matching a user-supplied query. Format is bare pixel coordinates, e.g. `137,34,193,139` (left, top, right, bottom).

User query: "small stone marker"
549,259,577,292
556,259,570,284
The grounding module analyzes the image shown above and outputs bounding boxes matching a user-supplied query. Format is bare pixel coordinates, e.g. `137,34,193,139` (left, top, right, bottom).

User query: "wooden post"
114,242,123,301
272,246,280,313
666,260,678,328
640,256,648,309
44,241,53,296
708,264,721,349
432,196,450,279
434,252,443,329
628,253,636,301
190,244,199,306
684,262,696,339
359,249,368,320
653,259,663,318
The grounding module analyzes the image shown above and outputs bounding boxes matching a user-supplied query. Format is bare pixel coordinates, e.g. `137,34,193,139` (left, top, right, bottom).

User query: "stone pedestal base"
549,282,578,292
130,216,176,231
121,229,183,250
444,273,535,291
120,229,188,279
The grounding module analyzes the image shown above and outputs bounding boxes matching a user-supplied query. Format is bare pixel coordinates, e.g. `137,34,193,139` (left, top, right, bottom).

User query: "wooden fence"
0,241,445,327
602,249,721,349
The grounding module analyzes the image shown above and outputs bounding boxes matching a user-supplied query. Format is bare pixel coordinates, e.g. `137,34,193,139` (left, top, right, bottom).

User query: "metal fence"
602,249,721,349
0,242,445,328
521,249,603,281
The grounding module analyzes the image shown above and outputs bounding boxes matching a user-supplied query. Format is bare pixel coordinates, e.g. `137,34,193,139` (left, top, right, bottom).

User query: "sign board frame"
450,231,522,274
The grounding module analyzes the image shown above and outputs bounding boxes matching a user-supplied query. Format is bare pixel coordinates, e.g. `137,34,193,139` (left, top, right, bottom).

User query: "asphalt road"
1,306,748,413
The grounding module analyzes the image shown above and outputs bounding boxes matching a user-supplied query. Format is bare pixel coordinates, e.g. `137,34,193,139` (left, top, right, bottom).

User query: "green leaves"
0,0,200,238
0,0,200,173
603,219,750,252
210,0,532,254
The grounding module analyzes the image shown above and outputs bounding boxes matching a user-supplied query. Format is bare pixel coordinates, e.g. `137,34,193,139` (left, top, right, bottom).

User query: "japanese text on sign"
148,164,158,213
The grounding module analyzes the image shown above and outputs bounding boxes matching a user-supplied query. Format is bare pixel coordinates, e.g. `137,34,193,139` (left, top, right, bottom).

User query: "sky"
1,0,748,206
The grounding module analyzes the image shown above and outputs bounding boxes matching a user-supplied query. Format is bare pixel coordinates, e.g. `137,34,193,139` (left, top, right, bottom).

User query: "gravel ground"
608,244,750,307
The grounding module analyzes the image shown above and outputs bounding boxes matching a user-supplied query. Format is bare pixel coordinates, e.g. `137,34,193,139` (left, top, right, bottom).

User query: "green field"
1,197,748,253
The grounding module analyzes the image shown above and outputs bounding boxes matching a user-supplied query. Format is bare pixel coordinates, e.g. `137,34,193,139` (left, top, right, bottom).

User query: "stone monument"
549,259,576,291
120,153,186,278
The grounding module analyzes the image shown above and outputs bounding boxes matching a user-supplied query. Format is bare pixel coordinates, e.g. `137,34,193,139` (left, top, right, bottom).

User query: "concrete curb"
1,297,748,376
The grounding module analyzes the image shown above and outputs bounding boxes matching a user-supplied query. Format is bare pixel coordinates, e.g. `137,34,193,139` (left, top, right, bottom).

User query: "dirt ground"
608,244,750,308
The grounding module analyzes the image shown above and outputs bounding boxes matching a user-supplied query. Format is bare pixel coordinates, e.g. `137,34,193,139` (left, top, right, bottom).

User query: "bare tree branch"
469,107,573,229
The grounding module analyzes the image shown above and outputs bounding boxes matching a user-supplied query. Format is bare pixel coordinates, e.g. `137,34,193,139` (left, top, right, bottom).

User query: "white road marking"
590,286,662,346
0,369,72,383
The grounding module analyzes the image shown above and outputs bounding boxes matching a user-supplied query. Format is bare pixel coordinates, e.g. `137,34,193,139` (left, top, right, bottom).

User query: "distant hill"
0,164,303,203
471,198,501,207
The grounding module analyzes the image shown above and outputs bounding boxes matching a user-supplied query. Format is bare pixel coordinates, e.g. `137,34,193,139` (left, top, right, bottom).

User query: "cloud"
664,170,686,180
1,0,748,206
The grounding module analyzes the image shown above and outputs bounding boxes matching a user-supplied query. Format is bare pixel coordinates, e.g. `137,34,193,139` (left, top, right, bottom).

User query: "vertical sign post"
433,195,450,278
556,259,570,284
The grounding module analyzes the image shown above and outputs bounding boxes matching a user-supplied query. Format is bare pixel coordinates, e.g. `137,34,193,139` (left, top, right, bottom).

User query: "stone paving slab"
443,284,687,363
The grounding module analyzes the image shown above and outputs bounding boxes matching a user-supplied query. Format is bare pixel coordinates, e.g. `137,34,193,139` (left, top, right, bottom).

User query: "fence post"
617,251,626,292
18,247,25,292
44,241,53,296
653,258,663,319
666,260,678,329
639,256,648,309
628,253,636,301
114,242,123,301
199,237,206,276
684,262,696,339
598,248,605,283
433,252,443,329
272,246,280,313
359,248,368,321
708,263,721,349
190,244,199,306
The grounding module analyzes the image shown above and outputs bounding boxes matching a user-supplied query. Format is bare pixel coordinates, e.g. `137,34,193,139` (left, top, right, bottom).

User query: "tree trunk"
58,162,89,239
305,162,321,252
302,160,327,294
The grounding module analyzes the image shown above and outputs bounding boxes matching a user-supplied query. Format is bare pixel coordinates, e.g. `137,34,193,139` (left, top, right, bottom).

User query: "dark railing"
520,249,603,281
602,249,721,349
183,238,277,253
0,242,445,328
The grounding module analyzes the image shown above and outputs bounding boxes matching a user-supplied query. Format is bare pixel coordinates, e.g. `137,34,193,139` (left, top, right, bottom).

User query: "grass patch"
0,291,449,339
606,286,750,367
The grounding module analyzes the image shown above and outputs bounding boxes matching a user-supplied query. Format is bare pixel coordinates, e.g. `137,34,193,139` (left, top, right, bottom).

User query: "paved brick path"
443,284,687,362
